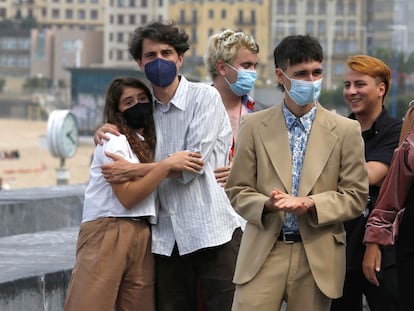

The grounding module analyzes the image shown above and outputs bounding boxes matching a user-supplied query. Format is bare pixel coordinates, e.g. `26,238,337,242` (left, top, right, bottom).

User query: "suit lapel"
259,104,292,193
299,105,338,196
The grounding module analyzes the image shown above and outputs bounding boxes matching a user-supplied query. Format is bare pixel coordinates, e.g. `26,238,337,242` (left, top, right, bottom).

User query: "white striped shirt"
151,75,244,256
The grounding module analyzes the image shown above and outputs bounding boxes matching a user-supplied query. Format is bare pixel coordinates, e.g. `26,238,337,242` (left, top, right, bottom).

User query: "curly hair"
102,77,156,163
205,29,259,80
129,20,190,61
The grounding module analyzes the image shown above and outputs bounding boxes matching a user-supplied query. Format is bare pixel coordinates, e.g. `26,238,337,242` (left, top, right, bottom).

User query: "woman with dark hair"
64,77,203,311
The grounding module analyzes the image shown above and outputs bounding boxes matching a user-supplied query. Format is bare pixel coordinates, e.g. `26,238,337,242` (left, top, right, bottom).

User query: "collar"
153,75,187,111
282,101,316,134
349,106,388,137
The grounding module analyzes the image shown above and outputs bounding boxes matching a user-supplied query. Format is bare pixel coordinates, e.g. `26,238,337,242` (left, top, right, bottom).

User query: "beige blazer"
225,103,368,299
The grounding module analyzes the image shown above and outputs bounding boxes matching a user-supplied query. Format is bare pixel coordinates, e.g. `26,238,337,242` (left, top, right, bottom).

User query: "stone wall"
0,184,84,311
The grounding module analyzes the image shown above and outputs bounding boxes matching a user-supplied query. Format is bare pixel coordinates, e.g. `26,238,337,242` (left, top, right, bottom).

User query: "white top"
82,133,157,224
152,75,245,256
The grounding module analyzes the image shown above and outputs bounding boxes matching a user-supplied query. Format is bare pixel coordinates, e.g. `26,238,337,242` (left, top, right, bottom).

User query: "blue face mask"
281,71,323,106
144,58,177,87
224,63,257,96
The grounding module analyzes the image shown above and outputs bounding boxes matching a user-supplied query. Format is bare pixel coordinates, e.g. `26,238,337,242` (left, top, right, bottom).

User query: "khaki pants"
64,217,155,311
232,241,331,311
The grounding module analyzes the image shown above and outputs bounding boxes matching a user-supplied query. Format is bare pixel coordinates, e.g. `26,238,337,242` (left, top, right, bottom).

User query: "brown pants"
155,228,242,311
64,217,155,311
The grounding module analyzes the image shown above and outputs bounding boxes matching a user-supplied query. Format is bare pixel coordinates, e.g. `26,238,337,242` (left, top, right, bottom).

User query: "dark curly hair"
129,20,190,61
102,77,156,163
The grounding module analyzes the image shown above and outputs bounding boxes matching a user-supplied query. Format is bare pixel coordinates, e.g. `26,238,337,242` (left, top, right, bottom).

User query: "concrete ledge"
0,184,85,237
0,227,78,311
0,185,83,310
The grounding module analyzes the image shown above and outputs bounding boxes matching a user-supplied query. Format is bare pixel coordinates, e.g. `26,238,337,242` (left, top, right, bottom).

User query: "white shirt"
152,75,244,256
82,133,157,223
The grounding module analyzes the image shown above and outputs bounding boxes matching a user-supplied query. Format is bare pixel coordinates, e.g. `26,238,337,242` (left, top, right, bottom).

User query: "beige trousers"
232,241,331,311
64,217,155,311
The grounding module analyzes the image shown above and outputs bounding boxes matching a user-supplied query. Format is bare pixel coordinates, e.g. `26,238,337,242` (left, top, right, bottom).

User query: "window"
52,9,60,19
65,9,73,19
307,0,314,14
221,9,226,19
334,40,344,54
117,32,124,43
180,9,185,23
347,40,357,53
318,20,326,35
238,9,243,23
17,38,30,50
318,0,326,14
334,63,344,75
335,20,343,36
336,0,344,14
277,0,284,14
288,20,296,33
129,14,135,24
141,14,147,24
78,9,85,19
251,10,256,24
306,20,314,34
208,9,214,19
117,14,124,24
17,55,30,68
129,0,135,6
90,9,98,19
208,28,214,36
117,50,123,60
348,21,356,35
117,0,125,7
192,9,197,23
289,0,296,14
348,0,356,14
141,0,147,7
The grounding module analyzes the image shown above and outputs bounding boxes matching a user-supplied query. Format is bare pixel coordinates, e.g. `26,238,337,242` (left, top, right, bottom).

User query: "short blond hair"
204,29,259,80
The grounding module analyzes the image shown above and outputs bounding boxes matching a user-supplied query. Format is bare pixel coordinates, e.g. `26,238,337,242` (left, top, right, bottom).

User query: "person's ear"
275,68,285,85
216,60,227,76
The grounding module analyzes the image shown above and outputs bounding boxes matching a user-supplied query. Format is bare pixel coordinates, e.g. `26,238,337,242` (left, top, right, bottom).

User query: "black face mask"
122,102,152,129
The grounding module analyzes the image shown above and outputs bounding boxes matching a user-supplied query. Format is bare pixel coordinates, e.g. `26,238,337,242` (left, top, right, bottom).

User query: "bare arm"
102,151,156,183
111,151,204,209
362,243,382,286
366,161,389,187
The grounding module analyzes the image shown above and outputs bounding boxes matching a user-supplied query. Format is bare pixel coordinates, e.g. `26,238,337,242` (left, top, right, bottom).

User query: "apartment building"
1,0,104,29
168,0,270,84
103,0,168,67
1,0,412,92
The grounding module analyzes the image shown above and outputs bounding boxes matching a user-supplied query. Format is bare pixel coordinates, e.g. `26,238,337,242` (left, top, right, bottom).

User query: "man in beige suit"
225,34,368,311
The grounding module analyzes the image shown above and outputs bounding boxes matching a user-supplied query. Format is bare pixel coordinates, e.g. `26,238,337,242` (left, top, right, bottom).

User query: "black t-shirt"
346,107,402,270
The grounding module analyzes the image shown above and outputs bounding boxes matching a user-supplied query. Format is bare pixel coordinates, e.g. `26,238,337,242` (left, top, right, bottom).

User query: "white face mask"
281,70,323,106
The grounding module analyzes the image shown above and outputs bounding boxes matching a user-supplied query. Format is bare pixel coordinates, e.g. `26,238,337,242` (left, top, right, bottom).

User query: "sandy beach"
0,118,96,190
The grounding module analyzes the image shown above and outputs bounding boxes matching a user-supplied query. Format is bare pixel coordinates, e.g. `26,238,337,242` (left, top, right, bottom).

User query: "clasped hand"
265,188,314,216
